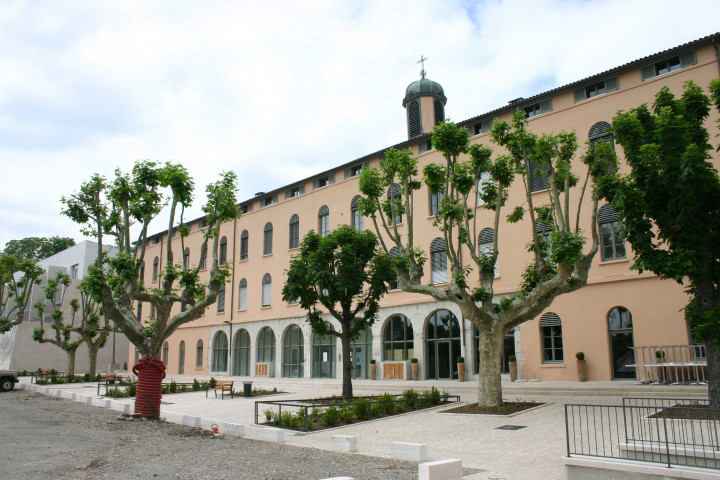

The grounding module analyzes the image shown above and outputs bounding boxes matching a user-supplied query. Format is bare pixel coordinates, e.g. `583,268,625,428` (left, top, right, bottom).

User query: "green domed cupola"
403,55,447,139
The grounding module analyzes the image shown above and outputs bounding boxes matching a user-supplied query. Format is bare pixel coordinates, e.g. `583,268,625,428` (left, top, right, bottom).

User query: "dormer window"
574,77,619,103
313,173,335,190
262,194,278,208
641,51,696,81
418,139,434,154
523,98,552,119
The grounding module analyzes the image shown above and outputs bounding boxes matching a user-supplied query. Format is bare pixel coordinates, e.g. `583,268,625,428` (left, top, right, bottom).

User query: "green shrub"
49,369,57,376
378,392,395,415
168,381,178,393
280,411,299,429
192,379,200,391
208,377,216,388
50,376,60,384
339,405,355,423
126,384,136,397
107,387,124,398
352,398,371,419
37,379,49,385
323,406,340,426
370,401,382,417
83,373,92,382
402,388,419,408
264,409,274,423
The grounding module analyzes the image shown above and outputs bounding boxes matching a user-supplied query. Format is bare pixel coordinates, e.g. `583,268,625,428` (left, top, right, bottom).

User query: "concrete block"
50,389,62,396
97,399,112,408
77,394,92,404
62,391,76,400
222,422,245,436
331,435,358,452
418,459,463,480
182,415,201,428
112,401,132,413
391,442,428,462
319,478,355,480
258,428,285,443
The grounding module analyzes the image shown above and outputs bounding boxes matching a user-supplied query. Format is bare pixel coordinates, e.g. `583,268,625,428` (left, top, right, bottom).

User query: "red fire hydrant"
132,357,166,418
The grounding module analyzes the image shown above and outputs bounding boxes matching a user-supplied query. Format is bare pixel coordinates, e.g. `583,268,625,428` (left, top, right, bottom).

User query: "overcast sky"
0,0,717,248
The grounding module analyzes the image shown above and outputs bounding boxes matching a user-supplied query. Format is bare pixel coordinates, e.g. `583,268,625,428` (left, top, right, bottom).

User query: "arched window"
152,256,159,280
239,230,249,260
598,204,626,261
178,341,185,374
283,324,304,378
217,284,225,312
263,223,273,255
318,205,329,237
313,330,336,378
351,196,363,230
478,228,498,276
262,273,272,307
256,327,275,363
233,329,250,376
477,171,491,206
387,184,402,225
434,99,444,125
388,247,401,290
183,248,190,269
608,306,635,379
238,278,247,311
383,314,414,360
289,214,300,249
540,313,563,363
212,331,228,372
589,121,614,150
219,236,227,264
430,238,447,284
196,339,203,368
162,341,169,365
426,309,461,379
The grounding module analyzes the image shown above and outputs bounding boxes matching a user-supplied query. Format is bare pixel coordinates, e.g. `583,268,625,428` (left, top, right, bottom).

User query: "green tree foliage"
0,254,44,334
359,117,612,406
3,236,76,260
61,161,241,361
282,225,395,399
32,272,84,377
598,79,720,401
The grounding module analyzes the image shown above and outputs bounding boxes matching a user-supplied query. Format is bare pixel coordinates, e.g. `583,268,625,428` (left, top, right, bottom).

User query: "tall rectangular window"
240,230,248,260
263,223,273,255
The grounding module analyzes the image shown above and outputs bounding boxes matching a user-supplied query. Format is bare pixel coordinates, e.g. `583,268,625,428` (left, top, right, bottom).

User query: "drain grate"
495,424,526,430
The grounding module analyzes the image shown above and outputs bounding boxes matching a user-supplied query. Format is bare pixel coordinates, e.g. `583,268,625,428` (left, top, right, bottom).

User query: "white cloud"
0,0,717,247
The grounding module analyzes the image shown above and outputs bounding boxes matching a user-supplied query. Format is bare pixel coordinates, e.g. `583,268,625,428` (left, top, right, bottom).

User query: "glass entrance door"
608,307,635,379
313,345,334,378
351,346,365,379
437,341,451,378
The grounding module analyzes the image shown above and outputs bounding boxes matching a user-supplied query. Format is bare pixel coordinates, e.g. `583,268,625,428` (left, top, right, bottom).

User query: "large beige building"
130,34,720,384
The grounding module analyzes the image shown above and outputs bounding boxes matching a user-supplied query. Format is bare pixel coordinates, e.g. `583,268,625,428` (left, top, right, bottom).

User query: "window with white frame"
351,196,363,230
239,230,248,260
262,273,272,307
263,223,273,255
478,228,498,276
289,214,300,249
574,77,619,103
540,312,563,363
219,236,227,264
598,204,626,261
523,98,552,118
641,51,696,80
477,171,491,206
196,339,203,368
430,238,448,285
318,205,329,237
387,184,402,225
429,190,443,216
238,278,247,310
217,284,225,313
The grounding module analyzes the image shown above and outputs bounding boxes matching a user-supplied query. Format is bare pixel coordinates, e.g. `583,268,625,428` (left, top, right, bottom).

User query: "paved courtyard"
19,376,707,480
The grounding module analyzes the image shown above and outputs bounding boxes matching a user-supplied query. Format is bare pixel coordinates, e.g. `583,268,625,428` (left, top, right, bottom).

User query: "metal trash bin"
242,381,253,397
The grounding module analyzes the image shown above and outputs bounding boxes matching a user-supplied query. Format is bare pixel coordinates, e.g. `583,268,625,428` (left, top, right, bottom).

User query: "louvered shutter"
430,238,447,284
539,98,553,114
640,64,655,81
679,50,697,68
539,312,561,327
574,88,586,103
604,76,619,92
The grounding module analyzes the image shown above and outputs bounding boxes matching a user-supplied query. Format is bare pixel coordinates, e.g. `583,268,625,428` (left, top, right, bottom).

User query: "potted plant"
508,355,517,382
575,352,587,382
369,359,377,380
457,356,466,382
411,358,419,381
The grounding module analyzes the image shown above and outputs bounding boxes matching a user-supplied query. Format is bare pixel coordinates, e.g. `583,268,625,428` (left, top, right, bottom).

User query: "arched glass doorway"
283,325,304,378
608,307,635,379
350,326,372,379
426,310,461,379
313,331,336,378
233,329,250,376
212,331,228,372
178,341,185,374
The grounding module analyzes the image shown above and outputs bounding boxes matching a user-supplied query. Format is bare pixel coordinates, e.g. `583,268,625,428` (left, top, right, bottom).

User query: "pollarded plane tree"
69,278,113,377
32,273,84,377
0,254,44,334
61,162,240,417
359,115,613,406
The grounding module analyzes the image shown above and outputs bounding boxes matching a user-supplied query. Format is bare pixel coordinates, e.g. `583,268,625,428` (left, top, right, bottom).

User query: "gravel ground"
1,391,419,480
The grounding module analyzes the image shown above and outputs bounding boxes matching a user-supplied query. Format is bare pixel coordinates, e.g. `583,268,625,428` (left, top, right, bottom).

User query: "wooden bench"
32,369,66,383
206,380,233,399
97,373,134,396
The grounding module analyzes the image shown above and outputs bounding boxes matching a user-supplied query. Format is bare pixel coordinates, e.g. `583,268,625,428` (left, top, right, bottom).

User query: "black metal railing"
256,393,460,432
566,402,720,470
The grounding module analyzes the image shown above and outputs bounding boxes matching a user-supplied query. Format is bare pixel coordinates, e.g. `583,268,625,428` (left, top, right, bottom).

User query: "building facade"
0,240,130,372
129,34,720,383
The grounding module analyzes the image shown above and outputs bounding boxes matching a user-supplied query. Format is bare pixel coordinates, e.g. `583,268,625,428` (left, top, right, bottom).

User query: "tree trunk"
707,341,720,407
87,344,98,376
66,349,76,378
340,328,353,399
476,321,504,406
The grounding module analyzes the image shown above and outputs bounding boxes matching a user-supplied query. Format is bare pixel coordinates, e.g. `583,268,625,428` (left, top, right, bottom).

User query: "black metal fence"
565,401,720,469
256,393,461,432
